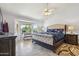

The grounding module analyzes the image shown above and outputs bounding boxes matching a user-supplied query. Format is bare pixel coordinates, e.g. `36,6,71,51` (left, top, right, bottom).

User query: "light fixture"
68,25,74,34
43,3,55,16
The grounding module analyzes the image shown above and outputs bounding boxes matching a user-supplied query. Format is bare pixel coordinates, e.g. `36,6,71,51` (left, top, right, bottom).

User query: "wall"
1,9,43,35
2,10,15,34
44,5,79,33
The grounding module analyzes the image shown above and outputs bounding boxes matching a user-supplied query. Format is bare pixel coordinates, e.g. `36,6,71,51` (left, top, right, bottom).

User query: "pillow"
47,29,64,33
57,29,64,32
47,29,57,32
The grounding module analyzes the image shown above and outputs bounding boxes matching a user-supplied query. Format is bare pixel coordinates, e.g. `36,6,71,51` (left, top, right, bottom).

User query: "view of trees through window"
21,24,31,33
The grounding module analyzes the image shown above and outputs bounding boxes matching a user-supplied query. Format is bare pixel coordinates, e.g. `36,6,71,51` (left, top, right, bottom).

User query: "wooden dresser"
64,34,78,45
0,35,17,56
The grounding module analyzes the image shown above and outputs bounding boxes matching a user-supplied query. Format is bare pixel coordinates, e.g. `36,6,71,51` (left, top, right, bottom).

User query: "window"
21,24,31,33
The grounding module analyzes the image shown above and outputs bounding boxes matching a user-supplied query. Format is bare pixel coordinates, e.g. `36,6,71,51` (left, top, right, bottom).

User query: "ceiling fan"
42,3,55,16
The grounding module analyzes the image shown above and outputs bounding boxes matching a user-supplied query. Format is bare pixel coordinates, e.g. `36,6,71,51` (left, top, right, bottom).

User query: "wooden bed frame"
32,24,67,52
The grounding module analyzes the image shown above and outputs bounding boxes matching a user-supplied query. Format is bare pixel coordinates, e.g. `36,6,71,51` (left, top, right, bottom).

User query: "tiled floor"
16,39,57,56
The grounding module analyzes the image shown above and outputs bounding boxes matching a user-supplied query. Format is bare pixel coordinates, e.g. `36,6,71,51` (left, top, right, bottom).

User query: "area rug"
55,43,79,56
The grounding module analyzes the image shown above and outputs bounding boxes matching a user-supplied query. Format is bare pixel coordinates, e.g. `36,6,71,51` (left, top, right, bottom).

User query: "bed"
32,24,66,52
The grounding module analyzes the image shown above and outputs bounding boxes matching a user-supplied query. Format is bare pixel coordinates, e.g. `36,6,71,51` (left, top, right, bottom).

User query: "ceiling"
0,3,79,21
0,3,46,20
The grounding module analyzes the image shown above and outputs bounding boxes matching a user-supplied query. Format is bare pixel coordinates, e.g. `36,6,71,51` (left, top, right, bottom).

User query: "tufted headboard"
47,24,67,34
48,24,65,29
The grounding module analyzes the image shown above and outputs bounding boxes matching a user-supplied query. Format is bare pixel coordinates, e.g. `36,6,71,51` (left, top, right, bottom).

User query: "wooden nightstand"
64,34,78,45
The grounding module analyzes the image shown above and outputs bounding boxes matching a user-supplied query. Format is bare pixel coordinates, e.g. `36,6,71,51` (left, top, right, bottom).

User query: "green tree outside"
22,24,31,33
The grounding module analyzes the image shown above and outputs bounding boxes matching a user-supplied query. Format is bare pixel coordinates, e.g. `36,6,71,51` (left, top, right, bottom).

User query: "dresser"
0,35,17,56
64,34,78,45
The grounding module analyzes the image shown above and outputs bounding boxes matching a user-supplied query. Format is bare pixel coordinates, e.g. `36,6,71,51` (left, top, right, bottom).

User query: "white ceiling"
0,3,79,21
0,3,46,20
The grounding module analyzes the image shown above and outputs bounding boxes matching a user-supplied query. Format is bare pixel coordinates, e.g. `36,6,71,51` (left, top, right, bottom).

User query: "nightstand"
64,34,78,45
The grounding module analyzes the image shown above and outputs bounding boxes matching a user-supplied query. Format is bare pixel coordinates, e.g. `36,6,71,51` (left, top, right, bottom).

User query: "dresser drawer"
65,34,78,45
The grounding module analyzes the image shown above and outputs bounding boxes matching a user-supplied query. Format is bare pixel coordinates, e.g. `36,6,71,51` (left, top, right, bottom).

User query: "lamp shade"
68,25,74,33
68,26,74,31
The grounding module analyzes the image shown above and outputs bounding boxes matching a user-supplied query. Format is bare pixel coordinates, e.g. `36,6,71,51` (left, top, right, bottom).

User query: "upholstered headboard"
47,24,67,33
48,24,65,29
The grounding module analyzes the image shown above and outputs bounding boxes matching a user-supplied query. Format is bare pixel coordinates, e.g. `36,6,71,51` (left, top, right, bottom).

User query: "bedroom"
0,3,79,56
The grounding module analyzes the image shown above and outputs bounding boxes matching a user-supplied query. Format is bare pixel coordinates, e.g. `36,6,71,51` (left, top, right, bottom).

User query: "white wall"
44,5,79,33
1,9,43,35
2,10,15,34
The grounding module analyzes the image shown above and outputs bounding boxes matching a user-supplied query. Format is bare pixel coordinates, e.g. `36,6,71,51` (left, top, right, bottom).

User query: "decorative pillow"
47,29,56,32
47,29,64,33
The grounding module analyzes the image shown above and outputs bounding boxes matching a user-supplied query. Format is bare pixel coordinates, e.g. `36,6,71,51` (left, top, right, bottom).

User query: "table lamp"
68,25,74,34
